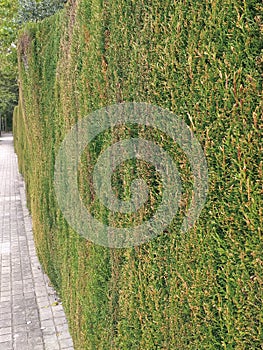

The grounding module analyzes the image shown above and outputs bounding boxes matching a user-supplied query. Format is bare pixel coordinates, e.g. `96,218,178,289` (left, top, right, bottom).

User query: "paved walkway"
0,133,74,350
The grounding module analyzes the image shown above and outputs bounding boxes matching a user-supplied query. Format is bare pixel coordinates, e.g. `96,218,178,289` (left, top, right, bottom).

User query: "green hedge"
14,0,262,348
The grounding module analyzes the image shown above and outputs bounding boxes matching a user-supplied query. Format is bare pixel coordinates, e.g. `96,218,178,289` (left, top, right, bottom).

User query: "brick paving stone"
0,341,12,350
0,134,74,349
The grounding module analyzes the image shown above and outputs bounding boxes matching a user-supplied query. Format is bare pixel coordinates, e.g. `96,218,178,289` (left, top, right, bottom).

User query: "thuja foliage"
14,0,262,349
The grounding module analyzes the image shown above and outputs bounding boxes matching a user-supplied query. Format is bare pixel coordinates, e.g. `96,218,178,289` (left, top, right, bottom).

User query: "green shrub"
14,0,262,349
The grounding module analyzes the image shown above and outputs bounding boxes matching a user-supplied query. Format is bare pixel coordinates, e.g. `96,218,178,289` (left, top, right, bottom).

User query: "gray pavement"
0,133,74,350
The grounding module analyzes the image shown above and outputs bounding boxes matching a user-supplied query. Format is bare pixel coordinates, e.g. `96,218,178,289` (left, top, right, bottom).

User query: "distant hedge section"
14,0,262,349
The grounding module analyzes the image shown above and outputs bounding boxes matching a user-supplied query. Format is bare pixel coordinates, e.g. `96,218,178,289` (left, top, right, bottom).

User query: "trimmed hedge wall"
14,0,262,348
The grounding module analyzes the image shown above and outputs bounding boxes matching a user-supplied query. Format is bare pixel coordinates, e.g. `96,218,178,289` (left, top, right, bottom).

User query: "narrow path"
0,133,74,350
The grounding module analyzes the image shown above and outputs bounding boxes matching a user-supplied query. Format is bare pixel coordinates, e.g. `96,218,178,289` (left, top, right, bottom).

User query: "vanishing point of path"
0,133,74,350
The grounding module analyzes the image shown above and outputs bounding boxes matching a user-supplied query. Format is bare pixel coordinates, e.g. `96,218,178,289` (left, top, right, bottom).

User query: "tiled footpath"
0,133,74,350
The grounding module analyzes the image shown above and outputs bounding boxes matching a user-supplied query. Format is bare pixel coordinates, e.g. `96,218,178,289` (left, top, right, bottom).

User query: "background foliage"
17,0,66,24
0,0,18,130
14,0,262,349
0,0,65,131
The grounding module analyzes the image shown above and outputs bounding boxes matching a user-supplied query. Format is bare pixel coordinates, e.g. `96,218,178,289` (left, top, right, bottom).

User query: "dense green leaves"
17,0,66,24
0,0,19,131
14,0,262,349
0,0,67,131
